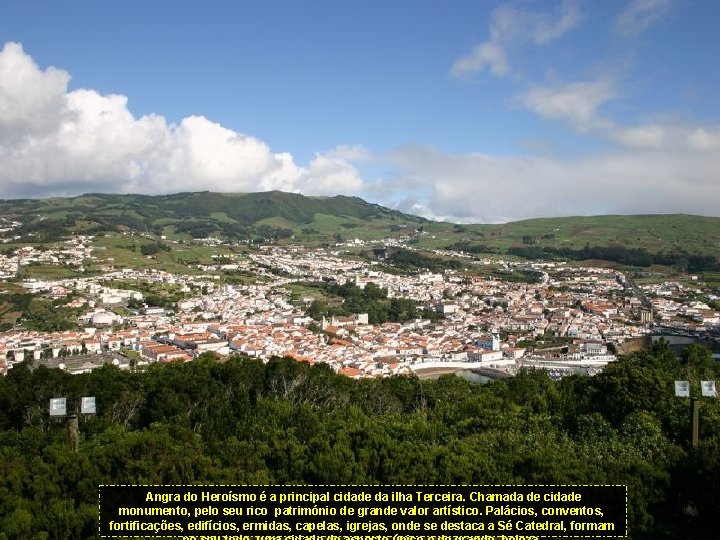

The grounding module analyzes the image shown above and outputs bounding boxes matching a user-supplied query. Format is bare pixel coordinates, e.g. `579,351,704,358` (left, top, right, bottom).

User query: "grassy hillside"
1,191,718,266
483,214,720,251
415,214,720,257
0,191,428,243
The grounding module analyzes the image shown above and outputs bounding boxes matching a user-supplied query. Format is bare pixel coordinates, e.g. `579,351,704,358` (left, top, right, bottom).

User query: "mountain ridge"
1,191,719,258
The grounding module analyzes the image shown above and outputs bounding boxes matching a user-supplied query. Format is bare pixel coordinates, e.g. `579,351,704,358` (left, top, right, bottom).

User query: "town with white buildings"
1,234,719,380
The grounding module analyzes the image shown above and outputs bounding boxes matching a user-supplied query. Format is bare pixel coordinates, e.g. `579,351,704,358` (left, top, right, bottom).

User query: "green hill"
1,191,718,269
480,214,720,252
420,214,720,265
0,191,428,243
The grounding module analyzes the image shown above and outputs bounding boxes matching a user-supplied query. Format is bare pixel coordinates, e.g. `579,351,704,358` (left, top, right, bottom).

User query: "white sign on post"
674,381,690,398
81,396,96,414
701,381,717,398
49,397,67,416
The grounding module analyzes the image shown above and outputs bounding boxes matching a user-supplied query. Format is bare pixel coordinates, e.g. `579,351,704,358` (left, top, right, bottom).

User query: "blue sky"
0,0,719,222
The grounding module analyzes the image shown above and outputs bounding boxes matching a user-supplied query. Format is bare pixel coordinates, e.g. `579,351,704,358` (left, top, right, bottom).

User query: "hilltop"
0,191,428,244
1,191,719,269
468,214,720,253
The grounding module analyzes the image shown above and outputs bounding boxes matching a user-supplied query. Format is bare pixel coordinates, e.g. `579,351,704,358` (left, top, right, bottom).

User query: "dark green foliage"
13,217,76,243
0,191,428,243
20,298,79,332
139,241,170,256
492,269,543,284
0,293,33,312
0,342,718,538
306,281,440,324
385,249,463,272
0,292,35,329
508,244,719,271
445,241,500,254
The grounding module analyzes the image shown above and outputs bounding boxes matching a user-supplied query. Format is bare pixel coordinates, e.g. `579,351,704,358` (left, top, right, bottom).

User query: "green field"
0,191,428,246
91,234,238,274
478,214,720,252
408,213,720,258
1,192,719,269
20,264,83,279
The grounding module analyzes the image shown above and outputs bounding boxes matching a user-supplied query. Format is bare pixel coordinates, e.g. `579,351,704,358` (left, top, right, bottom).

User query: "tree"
0,340,712,537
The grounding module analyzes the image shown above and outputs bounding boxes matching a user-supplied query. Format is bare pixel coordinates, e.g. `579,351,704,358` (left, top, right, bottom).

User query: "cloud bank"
2,40,719,224
383,143,720,223
0,42,365,199
396,73,720,223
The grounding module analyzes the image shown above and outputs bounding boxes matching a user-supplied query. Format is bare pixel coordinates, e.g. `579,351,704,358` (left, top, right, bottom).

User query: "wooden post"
68,414,79,452
691,397,700,448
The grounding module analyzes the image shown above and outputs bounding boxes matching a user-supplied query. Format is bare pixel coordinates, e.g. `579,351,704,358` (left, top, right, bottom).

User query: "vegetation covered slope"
0,191,427,243
0,342,718,539
485,214,720,252
427,214,720,257
2,191,719,267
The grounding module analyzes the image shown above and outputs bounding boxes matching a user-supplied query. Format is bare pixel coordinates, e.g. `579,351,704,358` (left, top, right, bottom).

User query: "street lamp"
675,381,716,448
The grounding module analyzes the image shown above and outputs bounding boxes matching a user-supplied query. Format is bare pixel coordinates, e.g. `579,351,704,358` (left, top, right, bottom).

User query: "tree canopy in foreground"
0,340,718,539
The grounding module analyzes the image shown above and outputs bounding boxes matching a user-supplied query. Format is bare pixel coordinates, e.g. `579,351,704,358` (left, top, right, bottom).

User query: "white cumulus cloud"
0,42,70,141
0,42,366,199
